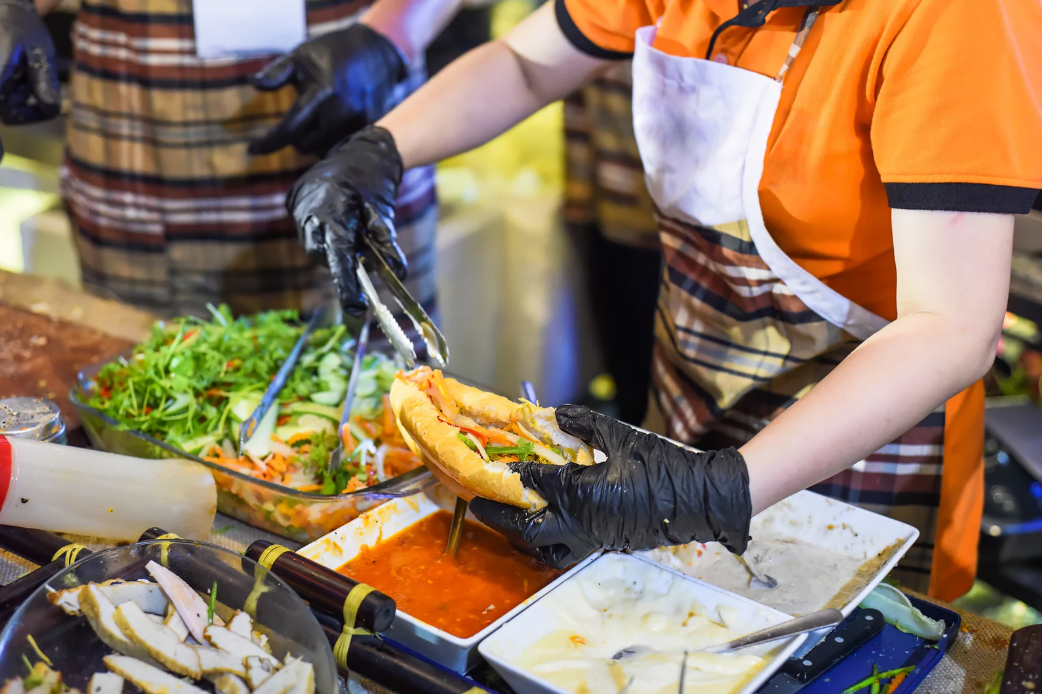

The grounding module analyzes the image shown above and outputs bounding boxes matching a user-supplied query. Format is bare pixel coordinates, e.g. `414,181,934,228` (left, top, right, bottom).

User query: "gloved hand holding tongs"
286,126,448,370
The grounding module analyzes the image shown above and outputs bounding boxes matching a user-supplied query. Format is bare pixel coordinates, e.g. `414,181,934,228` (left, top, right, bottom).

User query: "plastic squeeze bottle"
0,435,216,540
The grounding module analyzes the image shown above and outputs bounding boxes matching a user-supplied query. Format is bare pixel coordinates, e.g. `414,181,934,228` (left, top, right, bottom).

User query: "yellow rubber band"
462,688,488,694
333,583,375,669
51,544,88,568
257,544,291,570
155,533,180,540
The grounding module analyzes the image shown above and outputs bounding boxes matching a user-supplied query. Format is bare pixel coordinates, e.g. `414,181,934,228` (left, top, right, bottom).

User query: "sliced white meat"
284,660,315,694
226,612,253,639
113,601,201,679
250,662,302,694
209,674,250,694
191,646,248,677
244,657,275,690
204,626,279,668
103,656,206,694
146,561,222,643
48,580,167,617
0,678,25,694
87,672,123,694
164,603,191,643
80,585,157,666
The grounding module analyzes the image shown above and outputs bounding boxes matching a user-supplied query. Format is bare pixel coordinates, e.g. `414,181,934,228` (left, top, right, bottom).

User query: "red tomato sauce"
338,510,562,638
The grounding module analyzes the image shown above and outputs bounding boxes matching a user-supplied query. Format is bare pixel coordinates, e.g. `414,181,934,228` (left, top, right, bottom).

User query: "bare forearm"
741,209,1012,515
377,2,607,169
379,41,546,168
741,313,996,514
361,0,462,64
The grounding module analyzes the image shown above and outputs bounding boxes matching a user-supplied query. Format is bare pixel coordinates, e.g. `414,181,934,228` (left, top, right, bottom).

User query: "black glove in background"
249,23,406,156
0,0,61,161
287,126,406,316
470,405,752,569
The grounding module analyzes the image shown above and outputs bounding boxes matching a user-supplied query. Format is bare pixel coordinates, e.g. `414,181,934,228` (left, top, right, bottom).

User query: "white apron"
631,7,971,593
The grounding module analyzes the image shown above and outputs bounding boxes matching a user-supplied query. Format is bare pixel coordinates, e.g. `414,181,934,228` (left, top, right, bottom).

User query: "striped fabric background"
64,0,438,326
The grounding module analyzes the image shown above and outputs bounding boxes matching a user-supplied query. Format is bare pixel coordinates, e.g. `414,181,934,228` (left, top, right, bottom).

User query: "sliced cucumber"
242,402,279,459
164,393,192,415
281,401,343,421
229,393,262,423
310,390,345,406
318,352,343,372
276,414,335,442
175,433,219,456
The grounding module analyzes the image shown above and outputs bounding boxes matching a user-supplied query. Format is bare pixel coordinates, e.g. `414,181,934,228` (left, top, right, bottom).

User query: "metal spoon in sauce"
611,608,844,660
733,551,779,590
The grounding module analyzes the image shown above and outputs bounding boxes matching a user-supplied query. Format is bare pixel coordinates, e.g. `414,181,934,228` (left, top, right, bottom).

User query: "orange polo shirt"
556,0,1042,320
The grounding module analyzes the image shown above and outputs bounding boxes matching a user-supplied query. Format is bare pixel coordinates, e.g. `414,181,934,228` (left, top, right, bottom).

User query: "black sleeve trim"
554,0,633,61
885,182,1038,215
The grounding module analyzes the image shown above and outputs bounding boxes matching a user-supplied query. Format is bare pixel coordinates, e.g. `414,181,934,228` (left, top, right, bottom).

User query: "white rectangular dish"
640,489,918,654
478,552,808,694
298,492,597,673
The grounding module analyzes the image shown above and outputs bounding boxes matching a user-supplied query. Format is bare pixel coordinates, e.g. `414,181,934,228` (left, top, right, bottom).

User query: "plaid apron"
635,8,984,597
63,0,438,332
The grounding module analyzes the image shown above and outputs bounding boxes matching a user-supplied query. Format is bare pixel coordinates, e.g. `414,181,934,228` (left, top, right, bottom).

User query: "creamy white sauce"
499,555,786,694
642,539,866,617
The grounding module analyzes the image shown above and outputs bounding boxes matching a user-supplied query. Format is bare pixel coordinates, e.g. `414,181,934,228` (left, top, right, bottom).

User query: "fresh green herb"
841,666,915,694
457,432,478,451
207,580,218,624
486,440,536,461
86,306,354,450
213,525,233,535
21,655,32,675
869,665,881,694
984,671,1003,694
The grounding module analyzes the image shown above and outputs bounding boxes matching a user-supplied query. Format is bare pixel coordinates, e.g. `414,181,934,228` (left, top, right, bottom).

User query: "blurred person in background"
0,0,460,325
564,64,659,425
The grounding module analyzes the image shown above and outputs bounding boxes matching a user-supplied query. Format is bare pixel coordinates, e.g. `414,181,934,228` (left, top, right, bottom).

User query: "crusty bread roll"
389,371,595,510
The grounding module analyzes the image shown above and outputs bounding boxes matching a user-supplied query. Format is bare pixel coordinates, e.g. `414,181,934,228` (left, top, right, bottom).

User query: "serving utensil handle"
706,608,845,654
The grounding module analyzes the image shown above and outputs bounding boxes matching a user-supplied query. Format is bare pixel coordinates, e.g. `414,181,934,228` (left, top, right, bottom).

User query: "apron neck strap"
705,0,841,61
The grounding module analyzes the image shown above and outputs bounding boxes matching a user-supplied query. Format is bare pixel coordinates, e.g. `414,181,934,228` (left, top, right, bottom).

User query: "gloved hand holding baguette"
388,368,753,569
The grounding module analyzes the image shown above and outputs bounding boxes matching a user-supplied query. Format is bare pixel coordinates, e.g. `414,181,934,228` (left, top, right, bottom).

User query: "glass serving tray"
70,356,435,544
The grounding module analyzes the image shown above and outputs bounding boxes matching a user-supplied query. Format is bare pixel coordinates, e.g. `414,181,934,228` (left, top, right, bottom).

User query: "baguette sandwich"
389,367,595,510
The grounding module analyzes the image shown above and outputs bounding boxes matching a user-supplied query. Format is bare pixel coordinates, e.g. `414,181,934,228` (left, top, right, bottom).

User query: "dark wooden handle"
244,540,396,633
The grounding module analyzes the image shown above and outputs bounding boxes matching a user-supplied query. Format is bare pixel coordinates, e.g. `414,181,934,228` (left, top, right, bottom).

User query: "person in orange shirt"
287,0,1042,599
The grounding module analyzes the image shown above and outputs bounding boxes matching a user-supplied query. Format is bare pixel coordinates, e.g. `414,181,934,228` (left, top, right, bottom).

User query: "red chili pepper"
99,386,112,399
143,406,153,414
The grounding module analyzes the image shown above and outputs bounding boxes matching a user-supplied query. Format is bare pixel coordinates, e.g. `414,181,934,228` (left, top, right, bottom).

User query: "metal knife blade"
756,608,885,694
238,305,328,453
361,235,449,368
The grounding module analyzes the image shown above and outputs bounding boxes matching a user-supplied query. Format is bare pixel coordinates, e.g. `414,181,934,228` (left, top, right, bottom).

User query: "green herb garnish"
486,440,535,461
841,666,915,694
207,580,217,624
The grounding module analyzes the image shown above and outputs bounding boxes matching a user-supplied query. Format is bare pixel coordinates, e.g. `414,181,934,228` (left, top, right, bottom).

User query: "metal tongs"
328,309,372,473
357,235,449,369
238,305,332,454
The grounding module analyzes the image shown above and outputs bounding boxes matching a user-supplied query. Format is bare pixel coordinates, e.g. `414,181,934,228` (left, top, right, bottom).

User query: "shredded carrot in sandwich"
296,484,323,492
340,424,357,451
382,394,395,435
287,431,311,445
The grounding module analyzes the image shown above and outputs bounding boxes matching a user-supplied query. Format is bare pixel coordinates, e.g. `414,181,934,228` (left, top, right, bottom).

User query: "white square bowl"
478,552,809,694
298,492,598,673
639,490,918,655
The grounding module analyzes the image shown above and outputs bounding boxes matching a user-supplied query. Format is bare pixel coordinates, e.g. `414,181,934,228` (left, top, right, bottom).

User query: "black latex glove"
249,23,406,156
287,125,406,316
470,405,753,569
0,0,61,161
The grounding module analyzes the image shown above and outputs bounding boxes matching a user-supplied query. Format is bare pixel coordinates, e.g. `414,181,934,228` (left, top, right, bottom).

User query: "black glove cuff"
700,447,752,555
340,125,404,188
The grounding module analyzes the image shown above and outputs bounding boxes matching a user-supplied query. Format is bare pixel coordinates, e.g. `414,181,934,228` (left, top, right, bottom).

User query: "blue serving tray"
786,596,961,693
